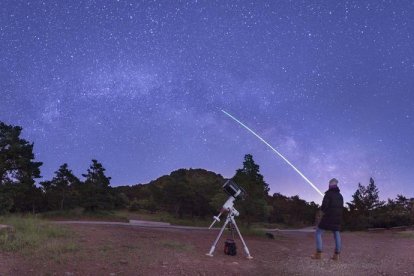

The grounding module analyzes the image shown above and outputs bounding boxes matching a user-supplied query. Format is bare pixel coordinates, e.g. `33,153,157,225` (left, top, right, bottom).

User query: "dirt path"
1,224,414,275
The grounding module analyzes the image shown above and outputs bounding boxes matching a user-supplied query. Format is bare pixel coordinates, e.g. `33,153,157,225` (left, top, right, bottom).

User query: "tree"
348,178,384,215
147,168,223,218
377,195,414,228
267,193,319,226
0,122,43,212
345,177,385,229
80,159,113,211
0,185,14,214
163,170,195,218
41,163,80,210
113,192,130,209
233,154,270,226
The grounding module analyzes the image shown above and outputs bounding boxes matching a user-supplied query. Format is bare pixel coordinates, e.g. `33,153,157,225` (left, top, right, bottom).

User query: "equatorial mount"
206,180,253,259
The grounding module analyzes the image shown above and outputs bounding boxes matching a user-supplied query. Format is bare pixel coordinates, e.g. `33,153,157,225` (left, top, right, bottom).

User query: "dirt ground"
1,224,413,276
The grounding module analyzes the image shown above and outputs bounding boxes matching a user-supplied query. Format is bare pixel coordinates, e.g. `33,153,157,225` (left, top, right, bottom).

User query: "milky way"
1,1,413,203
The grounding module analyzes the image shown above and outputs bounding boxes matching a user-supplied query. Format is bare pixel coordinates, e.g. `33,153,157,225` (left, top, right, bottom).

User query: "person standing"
311,178,344,261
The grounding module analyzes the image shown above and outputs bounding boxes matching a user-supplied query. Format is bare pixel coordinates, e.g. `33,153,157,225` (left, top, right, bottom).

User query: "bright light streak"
221,109,324,197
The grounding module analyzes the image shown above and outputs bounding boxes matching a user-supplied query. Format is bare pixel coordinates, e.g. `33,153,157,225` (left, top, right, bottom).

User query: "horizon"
2,1,413,205
28,159,410,205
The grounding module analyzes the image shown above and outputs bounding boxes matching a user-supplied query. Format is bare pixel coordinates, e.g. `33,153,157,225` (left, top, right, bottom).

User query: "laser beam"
221,109,324,197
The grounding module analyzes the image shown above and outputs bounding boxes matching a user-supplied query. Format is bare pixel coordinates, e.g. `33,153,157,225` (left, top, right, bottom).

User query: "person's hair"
329,178,339,185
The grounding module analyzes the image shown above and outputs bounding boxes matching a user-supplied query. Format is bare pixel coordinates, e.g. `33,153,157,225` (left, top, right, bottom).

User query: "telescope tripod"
206,208,253,259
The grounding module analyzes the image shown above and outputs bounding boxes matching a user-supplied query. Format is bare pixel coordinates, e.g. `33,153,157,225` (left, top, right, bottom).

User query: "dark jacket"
318,187,344,231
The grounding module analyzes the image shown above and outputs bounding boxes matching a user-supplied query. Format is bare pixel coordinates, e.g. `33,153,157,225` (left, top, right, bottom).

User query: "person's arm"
321,194,330,213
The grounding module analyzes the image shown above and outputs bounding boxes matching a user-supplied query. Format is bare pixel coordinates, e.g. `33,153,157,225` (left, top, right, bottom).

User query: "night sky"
1,1,413,203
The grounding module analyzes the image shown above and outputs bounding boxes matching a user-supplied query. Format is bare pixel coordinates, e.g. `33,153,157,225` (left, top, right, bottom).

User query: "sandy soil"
1,224,413,276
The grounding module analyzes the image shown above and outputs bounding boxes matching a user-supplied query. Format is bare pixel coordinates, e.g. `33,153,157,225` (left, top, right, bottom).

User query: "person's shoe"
311,251,322,259
331,252,340,261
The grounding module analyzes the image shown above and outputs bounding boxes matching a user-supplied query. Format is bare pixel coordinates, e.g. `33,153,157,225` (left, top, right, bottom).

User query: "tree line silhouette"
1,121,413,229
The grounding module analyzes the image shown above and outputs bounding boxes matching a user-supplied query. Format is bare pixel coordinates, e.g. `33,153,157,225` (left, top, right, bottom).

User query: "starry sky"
1,1,413,203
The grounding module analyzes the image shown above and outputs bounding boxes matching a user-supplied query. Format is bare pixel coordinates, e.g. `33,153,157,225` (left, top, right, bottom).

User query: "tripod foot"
206,253,214,257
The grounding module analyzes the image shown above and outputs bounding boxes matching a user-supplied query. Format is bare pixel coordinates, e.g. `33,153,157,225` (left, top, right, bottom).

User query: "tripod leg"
206,216,230,257
230,217,253,259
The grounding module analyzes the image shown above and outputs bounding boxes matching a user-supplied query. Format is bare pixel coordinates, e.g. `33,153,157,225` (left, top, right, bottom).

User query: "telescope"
222,179,246,199
206,179,253,259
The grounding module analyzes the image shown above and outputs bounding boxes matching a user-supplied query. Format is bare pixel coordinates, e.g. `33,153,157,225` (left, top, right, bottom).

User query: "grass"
43,240,80,263
41,208,129,222
0,215,69,252
0,215,78,258
398,231,414,239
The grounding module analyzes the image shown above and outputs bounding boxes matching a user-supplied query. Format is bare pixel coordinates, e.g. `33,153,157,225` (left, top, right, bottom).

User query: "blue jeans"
315,227,341,253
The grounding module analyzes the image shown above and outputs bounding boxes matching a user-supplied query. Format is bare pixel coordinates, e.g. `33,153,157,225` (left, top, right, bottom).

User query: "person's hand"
315,210,323,225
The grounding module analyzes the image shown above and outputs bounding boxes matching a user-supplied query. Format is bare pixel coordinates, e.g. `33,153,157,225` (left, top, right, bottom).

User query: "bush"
128,199,140,212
